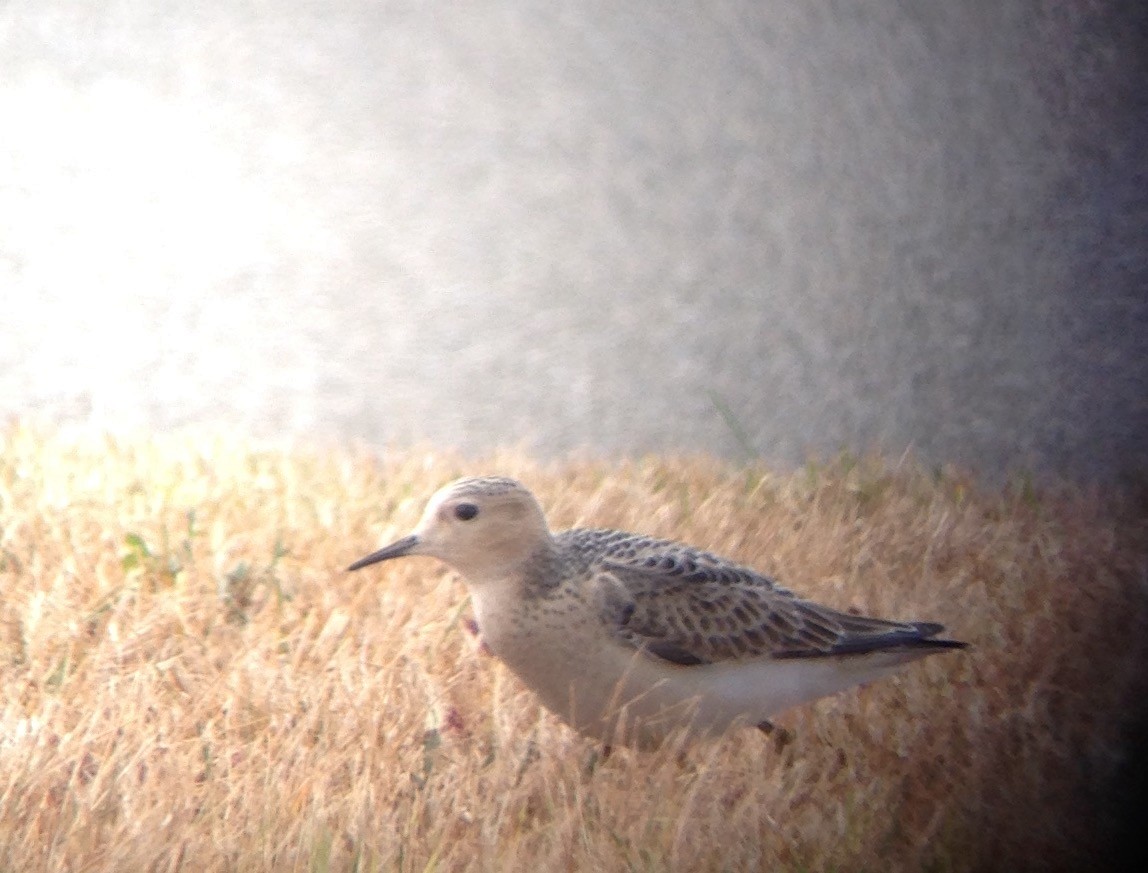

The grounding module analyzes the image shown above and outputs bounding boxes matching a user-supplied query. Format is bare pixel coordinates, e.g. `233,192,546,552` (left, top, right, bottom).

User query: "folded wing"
591,540,965,666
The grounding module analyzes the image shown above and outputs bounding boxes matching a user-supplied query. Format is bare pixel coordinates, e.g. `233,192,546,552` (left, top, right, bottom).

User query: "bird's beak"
347,534,420,572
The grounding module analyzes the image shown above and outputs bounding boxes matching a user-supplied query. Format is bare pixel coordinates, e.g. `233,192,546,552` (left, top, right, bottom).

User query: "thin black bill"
347,534,420,572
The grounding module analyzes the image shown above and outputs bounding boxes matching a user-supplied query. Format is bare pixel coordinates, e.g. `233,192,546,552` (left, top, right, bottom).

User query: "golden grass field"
0,425,1145,872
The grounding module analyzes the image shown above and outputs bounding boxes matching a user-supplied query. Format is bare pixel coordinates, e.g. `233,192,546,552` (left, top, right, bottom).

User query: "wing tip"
912,621,969,651
774,621,970,659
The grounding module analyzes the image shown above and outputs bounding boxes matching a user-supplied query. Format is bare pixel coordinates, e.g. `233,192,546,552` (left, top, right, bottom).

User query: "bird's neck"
465,539,562,616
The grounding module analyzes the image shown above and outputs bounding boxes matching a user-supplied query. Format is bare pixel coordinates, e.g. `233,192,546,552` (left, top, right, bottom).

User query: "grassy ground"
0,425,1145,871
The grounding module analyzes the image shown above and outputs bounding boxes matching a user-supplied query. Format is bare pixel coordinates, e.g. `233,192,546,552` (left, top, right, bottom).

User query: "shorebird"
348,476,966,748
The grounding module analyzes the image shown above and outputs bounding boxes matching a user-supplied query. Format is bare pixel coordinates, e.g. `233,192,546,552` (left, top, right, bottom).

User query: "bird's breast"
468,587,695,745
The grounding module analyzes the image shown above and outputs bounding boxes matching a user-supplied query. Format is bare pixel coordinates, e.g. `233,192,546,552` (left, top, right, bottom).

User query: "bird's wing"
590,538,960,665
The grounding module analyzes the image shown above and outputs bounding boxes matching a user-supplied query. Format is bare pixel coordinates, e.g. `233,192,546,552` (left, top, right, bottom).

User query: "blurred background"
1,0,1145,481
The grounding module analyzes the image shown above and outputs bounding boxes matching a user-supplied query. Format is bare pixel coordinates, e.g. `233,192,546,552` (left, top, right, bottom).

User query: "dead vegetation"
0,425,1144,871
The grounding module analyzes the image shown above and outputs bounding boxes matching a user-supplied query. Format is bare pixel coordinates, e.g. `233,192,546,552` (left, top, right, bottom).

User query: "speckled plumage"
554,528,954,664
348,476,966,747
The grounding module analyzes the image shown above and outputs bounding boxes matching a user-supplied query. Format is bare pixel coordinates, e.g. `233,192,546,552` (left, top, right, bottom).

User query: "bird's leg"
582,744,612,777
757,720,795,751
461,617,492,656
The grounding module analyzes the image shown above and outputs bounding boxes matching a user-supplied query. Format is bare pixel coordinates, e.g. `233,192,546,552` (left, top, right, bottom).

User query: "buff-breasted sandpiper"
348,476,966,748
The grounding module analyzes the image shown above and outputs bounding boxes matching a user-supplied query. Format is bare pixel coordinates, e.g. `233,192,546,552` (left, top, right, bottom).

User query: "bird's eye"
453,502,479,521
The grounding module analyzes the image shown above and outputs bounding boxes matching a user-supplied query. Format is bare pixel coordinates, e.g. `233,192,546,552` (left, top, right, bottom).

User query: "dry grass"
0,425,1145,872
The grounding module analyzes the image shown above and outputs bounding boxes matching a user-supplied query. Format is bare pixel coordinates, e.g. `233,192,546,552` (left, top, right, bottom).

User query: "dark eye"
453,502,479,521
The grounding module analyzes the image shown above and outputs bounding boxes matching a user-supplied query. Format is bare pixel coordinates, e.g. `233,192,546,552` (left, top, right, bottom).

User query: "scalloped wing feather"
582,532,960,665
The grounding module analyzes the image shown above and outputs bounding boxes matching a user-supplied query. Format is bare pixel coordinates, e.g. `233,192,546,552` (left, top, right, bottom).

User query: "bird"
348,476,966,749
